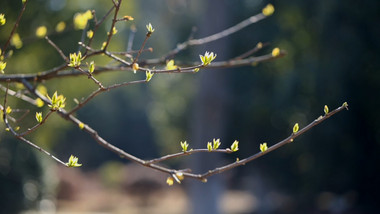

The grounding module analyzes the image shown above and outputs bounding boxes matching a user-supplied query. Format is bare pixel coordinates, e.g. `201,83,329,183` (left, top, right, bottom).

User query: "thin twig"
132,34,150,64
232,42,270,60
18,111,54,137
162,13,266,60
67,79,146,114
85,7,115,55
1,0,28,55
45,36,69,62
2,83,67,166
195,103,349,180
102,0,122,51
146,149,233,164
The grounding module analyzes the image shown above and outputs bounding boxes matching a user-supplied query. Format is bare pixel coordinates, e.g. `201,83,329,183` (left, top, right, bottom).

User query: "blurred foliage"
1,0,379,213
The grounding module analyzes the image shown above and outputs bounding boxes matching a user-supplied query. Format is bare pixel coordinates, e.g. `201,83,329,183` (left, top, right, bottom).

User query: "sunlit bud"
55,21,66,32
35,26,47,38
272,47,280,57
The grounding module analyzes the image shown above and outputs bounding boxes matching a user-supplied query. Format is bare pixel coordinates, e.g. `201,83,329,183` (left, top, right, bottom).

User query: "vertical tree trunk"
189,1,230,213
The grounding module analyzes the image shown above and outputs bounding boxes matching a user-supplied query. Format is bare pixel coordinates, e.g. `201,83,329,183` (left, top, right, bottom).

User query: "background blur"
1,0,379,213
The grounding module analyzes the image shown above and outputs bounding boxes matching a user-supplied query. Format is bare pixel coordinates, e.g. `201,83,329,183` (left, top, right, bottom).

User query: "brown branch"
195,103,349,180
102,0,122,51
1,0,28,56
146,149,233,164
84,6,115,55
0,0,349,185
132,34,150,64
18,111,54,137
2,83,67,167
162,13,267,61
45,36,69,62
232,42,270,60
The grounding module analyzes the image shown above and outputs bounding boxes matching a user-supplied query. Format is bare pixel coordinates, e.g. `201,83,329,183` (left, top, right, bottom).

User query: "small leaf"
293,123,299,134
207,142,212,151
11,33,23,49
68,51,83,67
0,61,6,73
145,70,154,82
73,10,93,30
200,51,217,66
87,61,95,74
260,142,268,152
35,98,44,107
324,105,329,115
55,21,66,32
230,140,239,152
132,63,139,73
0,14,6,26
166,177,174,186
262,4,275,16
212,138,221,150
272,47,280,57
35,26,47,38
342,102,349,110
5,106,12,114
123,15,134,21
78,122,85,130
35,112,43,123
47,91,66,110
87,30,94,39
180,141,189,152
146,23,155,35
165,59,177,70
175,172,184,181
66,155,82,167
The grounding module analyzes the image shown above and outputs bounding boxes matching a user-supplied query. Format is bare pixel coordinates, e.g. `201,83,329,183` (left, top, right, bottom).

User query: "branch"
2,83,67,167
194,103,349,180
161,13,267,61
1,0,28,55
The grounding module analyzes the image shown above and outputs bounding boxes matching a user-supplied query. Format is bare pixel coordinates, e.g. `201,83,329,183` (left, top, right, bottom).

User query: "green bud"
324,105,329,115
293,123,299,134
35,112,43,123
230,140,239,152
66,155,82,167
207,142,212,151
260,142,268,152
180,141,189,152
212,138,221,150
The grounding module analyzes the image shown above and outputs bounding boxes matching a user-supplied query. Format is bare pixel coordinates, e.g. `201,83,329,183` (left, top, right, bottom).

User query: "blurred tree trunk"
189,1,230,213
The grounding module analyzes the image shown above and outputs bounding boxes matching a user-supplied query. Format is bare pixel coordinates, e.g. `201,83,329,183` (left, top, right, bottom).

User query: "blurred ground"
21,164,257,214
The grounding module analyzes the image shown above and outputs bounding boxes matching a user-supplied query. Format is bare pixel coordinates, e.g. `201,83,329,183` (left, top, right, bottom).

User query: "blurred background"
0,0,379,213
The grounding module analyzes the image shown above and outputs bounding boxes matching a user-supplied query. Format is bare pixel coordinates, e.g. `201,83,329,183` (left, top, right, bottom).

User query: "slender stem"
1,0,28,55
84,6,115,55
102,0,122,51
146,149,233,164
45,36,69,62
162,13,266,60
2,83,67,166
198,103,349,180
18,111,54,137
67,79,146,114
132,35,149,64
